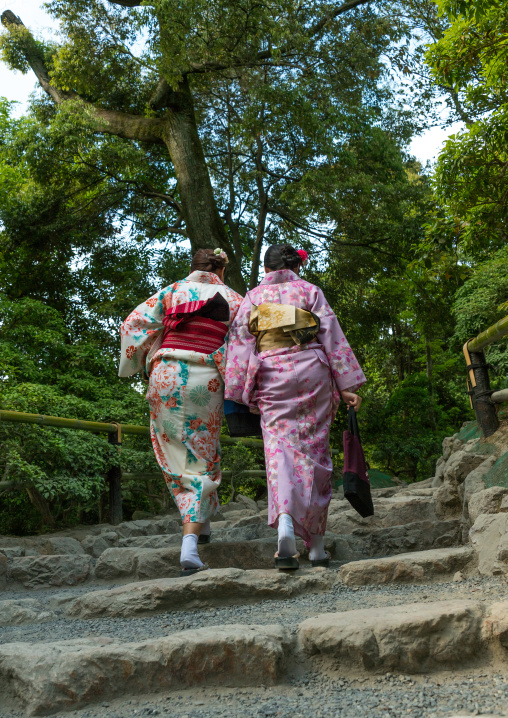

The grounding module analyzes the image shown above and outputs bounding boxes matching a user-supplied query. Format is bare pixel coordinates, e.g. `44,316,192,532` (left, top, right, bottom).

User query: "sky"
0,0,463,166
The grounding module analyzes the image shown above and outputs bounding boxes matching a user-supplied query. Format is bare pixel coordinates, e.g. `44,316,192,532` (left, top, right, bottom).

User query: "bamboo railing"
0,409,339,524
463,313,508,437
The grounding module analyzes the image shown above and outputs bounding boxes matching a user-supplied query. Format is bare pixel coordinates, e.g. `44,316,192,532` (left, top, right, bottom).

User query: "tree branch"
307,0,373,38
106,0,145,6
1,10,165,144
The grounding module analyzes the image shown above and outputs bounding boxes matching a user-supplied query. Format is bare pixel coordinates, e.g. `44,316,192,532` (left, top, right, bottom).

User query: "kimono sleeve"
224,292,256,403
118,290,165,377
310,287,366,393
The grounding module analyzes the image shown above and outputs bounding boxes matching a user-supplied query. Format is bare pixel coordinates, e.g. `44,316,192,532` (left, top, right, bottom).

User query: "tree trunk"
161,78,246,293
25,486,55,528
249,135,268,290
0,12,246,294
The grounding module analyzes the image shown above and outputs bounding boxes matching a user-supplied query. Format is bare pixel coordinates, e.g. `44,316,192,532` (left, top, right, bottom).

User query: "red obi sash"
160,293,229,354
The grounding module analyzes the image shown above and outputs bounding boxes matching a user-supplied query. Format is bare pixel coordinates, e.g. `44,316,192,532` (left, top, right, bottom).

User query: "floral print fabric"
225,269,366,544
147,356,224,523
119,271,243,523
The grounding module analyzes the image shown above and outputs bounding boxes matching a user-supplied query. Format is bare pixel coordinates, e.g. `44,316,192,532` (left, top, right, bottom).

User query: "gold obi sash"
249,303,320,352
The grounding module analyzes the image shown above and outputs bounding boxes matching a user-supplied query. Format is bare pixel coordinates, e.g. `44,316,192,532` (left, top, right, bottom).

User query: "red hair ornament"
297,249,308,264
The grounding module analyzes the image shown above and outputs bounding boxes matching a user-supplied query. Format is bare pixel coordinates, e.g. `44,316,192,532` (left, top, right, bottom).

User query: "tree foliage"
0,0,507,531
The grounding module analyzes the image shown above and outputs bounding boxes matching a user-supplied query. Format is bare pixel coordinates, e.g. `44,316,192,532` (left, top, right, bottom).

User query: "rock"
470,513,508,576
0,554,8,589
442,435,457,462
220,501,243,513
37,537,86,556
329,496,438,535
442,449,485,485
332,534,368,561
118,534,181,549
114,519,157,537
298,599,483,673
0,546,24,559
434,481,462,519
235,494,258,512
339,547,475,586
81,532,119,558
131,510,154,520
150,516,181,534
94,547,180,582
468,486,508,525
453,571,464,582
432,457,446,488
68,567,334,618
95,538,289,581
0,625,289,715
8,555,93,588
379,496,437,526
327,509,380,535
463,456,498,504
0,599,54,626
358,519,462,558
215,523,275,543
483,600,508,651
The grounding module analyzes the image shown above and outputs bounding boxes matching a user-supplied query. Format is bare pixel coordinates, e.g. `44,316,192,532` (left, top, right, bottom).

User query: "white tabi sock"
278,513,297,557
309,534,327,561
201,518,210,536
180,534,204,569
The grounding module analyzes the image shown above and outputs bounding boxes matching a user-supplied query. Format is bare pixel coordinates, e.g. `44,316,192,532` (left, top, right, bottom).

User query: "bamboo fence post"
107,423,123,525
463,312,508,438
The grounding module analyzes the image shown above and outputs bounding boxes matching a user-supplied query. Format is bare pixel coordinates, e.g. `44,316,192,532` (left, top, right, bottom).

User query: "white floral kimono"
119,271,243,524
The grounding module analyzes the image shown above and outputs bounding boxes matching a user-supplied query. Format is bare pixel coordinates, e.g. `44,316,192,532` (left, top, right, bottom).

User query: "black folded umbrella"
342,406,374,517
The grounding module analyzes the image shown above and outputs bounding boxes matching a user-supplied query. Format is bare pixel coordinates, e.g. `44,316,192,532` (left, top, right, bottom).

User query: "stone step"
333,519,462,561
327,495,437,534
67,567,334,619
298,599,484,673
339,546,475,586
3,597,508,715
93,538,332,582
0,624,289,716
0,599,54,626
6,554,93,589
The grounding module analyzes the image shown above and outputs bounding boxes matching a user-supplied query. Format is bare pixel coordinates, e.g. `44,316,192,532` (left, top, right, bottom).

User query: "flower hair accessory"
297,249,309,264
213,248,229,264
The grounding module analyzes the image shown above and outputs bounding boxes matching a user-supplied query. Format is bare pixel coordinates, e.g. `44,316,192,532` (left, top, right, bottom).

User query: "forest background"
0,0,507,534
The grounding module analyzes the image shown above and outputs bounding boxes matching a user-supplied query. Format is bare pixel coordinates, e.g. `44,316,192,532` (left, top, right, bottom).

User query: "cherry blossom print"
225,268,365,547
208,378,220,392
125,345,137,360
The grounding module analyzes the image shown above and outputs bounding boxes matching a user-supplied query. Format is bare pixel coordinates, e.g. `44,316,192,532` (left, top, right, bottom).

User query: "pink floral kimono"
119,271,243,524
225,269,366,544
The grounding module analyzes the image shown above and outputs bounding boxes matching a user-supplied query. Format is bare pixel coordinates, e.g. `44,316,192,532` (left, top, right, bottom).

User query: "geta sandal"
179,563,209,578
311,551,331,568
274,551,300,570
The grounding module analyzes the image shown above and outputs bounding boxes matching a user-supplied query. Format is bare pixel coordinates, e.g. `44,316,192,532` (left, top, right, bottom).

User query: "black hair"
191,249,227,274
263,244,301,272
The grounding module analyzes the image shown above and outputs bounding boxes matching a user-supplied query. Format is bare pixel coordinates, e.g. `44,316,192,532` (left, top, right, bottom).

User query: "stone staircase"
2,422,508,718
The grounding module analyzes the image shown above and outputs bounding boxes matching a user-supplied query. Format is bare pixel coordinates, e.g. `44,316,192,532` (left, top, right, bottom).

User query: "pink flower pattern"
225,269,366,545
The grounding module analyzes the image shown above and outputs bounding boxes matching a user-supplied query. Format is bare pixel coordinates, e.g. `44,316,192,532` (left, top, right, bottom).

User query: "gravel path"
1,572,506,646
3,670,508,718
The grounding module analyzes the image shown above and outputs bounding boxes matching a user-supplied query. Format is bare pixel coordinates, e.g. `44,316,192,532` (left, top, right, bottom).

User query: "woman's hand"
341,390,362,412
249,406,261,415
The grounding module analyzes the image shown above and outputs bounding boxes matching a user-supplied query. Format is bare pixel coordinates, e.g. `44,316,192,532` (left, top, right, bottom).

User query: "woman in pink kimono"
225,244,365,569
119,249,243,576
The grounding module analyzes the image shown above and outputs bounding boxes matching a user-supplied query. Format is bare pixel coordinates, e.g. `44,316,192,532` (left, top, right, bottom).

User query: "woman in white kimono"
119,249,243,575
